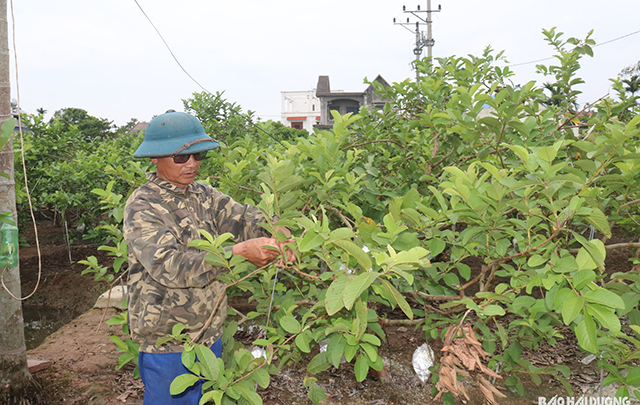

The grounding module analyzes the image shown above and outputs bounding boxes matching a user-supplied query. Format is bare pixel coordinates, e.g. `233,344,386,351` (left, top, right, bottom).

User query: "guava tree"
86,28,640,405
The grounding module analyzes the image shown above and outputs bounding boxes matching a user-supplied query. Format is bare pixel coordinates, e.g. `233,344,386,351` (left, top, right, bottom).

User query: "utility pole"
394,0,441,81
0,0,37,402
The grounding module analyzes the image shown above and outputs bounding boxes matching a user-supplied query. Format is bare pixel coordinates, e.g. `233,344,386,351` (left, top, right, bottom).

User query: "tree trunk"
0,0,39,403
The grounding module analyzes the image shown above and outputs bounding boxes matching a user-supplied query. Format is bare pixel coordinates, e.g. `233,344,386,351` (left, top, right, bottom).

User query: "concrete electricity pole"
394,0,441,81
0,0,36,402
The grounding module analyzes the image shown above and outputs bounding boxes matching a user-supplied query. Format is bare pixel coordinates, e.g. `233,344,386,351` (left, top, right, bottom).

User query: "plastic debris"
412,343,435,382
251,346,267,360
319,338,329,353
581,353,597,365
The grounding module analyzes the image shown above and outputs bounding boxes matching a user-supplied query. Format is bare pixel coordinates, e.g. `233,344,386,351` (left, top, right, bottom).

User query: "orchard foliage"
66,28,640,403
12,110,149,240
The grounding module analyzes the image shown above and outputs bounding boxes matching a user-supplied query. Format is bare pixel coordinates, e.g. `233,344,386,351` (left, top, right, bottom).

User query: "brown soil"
17,222,638,404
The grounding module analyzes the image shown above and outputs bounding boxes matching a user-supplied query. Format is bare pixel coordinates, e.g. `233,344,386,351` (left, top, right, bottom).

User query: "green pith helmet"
133,110,220,158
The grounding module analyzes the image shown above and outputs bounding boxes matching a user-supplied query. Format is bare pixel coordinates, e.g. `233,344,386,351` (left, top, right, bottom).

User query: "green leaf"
109,335,128,351
331,239,372,270
584,207,611,238
429,239,446,257
379,279,413,319
537,146,557,162
116,353,136,370
172,323,186,337
353,299,368,340
327,227,355,243
182,349,196,370
626,367,640,386
298,229,325,252
553,288,575,312
327,334,347,368
573,269,596,290
575,247,598,271
0,118,16,151
627,112,640,129
575,313,598,354
280,315,302,334
583,288,625,309
483,305,505,317
307,379,327,405
235,380,263,405
456,263,471,281
527,254,546,268
629,309,640,327
254,368,270,389
361,343,379,363
200,390,224,405
354,354,370,382
204,254,228,268
325,276,348,316
295,333,311,353
586,303,621,334
170,374,200,395
194,345,221,382
361,333,381,346
307,352,331,374
573,232,605,271
506,144,530,163
561,296,584,325
343,272,379,311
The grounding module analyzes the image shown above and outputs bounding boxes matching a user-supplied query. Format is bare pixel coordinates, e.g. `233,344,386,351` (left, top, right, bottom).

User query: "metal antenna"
394,1,442,81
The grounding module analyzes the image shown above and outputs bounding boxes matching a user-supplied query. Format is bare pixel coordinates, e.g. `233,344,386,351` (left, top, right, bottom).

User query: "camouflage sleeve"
210,190,272,242
124,197,223,289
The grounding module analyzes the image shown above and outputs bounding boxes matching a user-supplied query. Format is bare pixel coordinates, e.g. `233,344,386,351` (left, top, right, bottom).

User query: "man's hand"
232,237,288,267
273,227,296,265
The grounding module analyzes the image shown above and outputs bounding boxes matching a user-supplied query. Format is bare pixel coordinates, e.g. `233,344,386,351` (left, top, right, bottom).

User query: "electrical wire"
1,0,43,301
507,29,640,67
133,0,212,96
133,0,286,148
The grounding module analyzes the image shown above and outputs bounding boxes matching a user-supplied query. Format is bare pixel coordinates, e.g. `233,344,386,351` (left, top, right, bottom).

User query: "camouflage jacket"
123,173,270,353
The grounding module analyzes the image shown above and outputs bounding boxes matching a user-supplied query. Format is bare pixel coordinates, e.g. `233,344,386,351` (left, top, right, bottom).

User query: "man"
123,110,290,404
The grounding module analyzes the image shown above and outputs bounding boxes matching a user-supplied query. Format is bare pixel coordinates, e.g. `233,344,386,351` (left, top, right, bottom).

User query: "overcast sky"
8,0,640,127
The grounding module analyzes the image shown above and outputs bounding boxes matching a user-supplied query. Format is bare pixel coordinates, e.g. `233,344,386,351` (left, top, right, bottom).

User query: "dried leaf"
478,382,500,405
451,341,477,371
478,362,502,379
443,326,456,345
438,322,495,404
478,375,506,405
463,325,489,358
478,375,507,398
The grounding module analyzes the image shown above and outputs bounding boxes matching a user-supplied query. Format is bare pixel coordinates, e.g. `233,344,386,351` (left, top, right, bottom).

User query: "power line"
132,0,286,147
507,29,640,67
394,1,441,81
133,0,212,95
596,29,640,47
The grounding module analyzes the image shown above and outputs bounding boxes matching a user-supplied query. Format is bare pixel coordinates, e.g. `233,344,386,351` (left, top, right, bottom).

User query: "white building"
280,90,320,132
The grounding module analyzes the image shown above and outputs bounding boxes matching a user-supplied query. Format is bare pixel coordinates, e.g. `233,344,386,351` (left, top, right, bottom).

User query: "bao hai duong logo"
538,396,631,405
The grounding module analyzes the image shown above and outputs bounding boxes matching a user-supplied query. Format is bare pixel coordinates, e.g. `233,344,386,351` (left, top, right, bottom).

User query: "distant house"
280,90,320,132
126,121,148,134
315,74,390,130
12,112,30,133
280,75,391,132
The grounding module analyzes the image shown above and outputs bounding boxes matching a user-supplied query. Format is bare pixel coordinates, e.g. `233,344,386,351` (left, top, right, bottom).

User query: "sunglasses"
171,151,207,164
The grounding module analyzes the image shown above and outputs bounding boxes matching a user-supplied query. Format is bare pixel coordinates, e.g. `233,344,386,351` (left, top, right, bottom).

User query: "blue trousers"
139,339,222,405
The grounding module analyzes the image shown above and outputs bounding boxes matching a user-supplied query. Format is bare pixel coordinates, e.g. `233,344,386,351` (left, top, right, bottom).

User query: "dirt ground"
17,222,639,404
